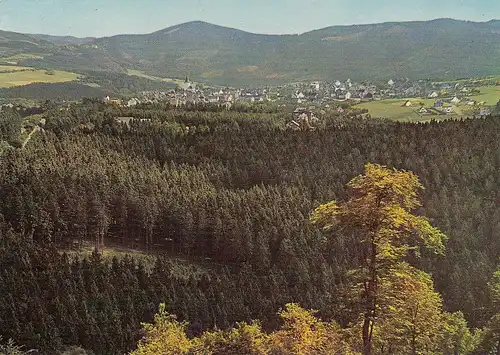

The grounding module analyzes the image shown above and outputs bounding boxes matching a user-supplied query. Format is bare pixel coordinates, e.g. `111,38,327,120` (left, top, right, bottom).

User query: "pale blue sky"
0,0,498,37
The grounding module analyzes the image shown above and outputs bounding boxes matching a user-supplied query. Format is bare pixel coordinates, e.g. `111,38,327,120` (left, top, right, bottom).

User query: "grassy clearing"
356,98,439,122
126,69,185,85
468,86,500,105
432,76,500,85
64,244,158,271
201,70,224,78
63,243,209,277
0,65,34,72
0,69,79,88
24,113,44,126
126,69,159,80
0,53,44,65
83,82,101,88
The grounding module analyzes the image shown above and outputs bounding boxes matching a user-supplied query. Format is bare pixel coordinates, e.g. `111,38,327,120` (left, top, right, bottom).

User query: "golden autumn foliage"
374,263,446,354
310,163,447,258
311,163,448,355
130,303,357,355
132,304,191,355
269,303,356,355
192,321,269,354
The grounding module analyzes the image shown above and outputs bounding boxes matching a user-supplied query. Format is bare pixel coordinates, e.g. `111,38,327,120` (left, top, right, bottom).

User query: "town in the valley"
106,75,497,118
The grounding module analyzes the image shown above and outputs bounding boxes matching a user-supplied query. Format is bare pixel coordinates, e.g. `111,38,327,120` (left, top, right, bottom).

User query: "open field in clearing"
0,69,79,87
126,69,185,85
356,86,500,121
64,244,158,272
432,76,500,85
468,85,500,105
83,82,101,88
201,70,224,78
62,242,210,277
0,65,34,72
0,53,44,65
355,98,452,122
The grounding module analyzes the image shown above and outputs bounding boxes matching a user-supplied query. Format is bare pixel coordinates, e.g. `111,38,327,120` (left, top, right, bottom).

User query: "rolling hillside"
0,30,54,59
2,19,500,85
29,34,96,46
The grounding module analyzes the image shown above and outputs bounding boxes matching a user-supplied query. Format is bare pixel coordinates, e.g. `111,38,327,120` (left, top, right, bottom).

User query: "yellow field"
0,65,34,72
0,69,79,88
0,53,44,65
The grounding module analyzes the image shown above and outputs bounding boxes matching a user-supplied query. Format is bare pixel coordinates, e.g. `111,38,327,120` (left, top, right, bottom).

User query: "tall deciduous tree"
311,163,447,355
375,263,446,354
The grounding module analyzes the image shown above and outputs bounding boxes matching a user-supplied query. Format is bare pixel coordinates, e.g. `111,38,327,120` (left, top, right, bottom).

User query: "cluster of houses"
100,75,498,120
289,77,493,104
104,77,272,109
292,79,378,105
402,95,492,116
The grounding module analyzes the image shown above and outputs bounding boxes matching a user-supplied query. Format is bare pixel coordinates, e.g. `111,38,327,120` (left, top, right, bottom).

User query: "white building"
127,98,140,107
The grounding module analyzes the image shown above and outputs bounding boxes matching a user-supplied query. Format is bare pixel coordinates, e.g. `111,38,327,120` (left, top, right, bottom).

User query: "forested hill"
0,30,54,57
0,103,499,354
4,18,500,85
93,18,500,85
28,34,96,46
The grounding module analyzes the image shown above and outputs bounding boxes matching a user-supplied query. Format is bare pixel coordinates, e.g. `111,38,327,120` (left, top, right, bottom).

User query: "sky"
0,0,499,37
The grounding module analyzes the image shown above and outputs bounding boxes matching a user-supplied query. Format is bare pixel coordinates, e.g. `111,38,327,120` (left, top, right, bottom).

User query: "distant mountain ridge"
29,34,96,46
2,18,500,85
0,30,54,58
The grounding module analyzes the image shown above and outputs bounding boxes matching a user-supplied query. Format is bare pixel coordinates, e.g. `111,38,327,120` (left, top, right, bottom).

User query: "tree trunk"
100,229,105,249
411,306,419,355
363,315,372,355
363,235,378,355
363,278,376,355
94,233,100,254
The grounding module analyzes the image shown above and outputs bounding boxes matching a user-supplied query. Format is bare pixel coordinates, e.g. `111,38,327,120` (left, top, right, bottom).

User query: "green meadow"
0,65,34,72
0,69,79,88
0,53,45,65
356,86,500,121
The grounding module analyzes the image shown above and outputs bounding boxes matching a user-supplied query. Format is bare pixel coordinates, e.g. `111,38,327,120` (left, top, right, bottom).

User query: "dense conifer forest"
0,102,499,354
